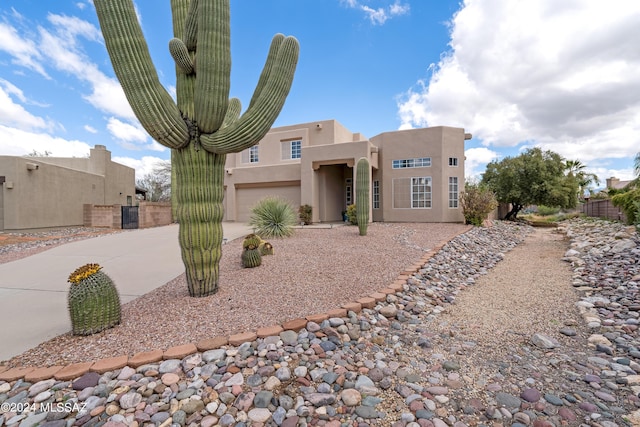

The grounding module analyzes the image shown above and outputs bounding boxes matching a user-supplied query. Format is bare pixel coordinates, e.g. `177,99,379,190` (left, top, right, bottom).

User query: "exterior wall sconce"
26,163,39,171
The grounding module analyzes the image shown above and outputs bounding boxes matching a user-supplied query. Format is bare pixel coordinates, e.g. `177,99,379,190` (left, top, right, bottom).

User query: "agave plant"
249,196,297,238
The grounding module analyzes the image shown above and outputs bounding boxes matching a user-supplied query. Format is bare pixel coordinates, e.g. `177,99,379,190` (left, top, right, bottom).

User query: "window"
373,180,380,209
281,140,301,160
392,157,431,169
449,157,458,167
345,178,353,206
411,177,432,208
449,177,459,208
242,145,259,163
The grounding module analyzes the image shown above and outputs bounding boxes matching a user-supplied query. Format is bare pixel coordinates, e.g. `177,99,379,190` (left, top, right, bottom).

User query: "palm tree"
565,159,600,200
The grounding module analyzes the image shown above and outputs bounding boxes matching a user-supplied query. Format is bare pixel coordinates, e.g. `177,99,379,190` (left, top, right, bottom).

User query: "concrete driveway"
0,222,251,362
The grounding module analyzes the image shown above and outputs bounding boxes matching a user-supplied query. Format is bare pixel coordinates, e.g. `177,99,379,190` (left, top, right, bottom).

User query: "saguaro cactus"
356,157,370,236
94,0,299,297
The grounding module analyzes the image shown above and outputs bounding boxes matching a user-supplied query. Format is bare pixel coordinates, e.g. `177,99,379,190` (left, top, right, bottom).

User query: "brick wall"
139,202,173,228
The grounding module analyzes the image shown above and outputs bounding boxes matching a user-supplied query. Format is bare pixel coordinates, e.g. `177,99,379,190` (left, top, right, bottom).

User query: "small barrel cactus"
242,233,263,250
241,245,262,268
67,263,121,336
259,241,274,256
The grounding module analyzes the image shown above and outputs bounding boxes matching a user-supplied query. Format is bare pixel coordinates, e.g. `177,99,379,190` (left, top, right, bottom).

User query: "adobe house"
0,145,135,231
223,120,470,223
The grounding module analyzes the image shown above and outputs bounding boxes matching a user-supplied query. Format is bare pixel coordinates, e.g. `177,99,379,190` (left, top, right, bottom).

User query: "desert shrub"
537,205,561,216
611,187,640,226
298,204,312,225
346,204,357,225
460,182,498,226
249,196,297,238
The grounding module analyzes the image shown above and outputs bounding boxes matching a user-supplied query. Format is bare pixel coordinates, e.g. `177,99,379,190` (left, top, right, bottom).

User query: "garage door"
236,185,301,222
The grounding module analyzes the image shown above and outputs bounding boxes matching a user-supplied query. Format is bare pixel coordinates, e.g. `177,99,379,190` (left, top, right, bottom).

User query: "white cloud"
464,147,500,179
112,155,169,180
84,125,97,133
106,118,148,143
0,23,49,78
341,0,410,25
397,0,640,165
0,79,54,131
0,125,91,157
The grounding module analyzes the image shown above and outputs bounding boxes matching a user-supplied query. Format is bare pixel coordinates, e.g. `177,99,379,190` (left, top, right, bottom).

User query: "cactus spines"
94,0,299,297
241,246,262,268
356,157,370,236
67,263,121,336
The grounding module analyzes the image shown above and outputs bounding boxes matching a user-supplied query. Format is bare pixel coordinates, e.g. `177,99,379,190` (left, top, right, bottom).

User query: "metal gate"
121,206,139,229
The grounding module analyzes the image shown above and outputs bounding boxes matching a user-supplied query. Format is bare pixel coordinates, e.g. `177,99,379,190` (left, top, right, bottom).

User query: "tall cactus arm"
182,0,198,51
223,98,242,128
200,35,299,154
94,0,189,149
195,0,231,133
248,34,285,110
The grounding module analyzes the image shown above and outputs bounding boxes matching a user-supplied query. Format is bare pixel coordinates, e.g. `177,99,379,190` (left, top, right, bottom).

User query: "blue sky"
0,0,638,189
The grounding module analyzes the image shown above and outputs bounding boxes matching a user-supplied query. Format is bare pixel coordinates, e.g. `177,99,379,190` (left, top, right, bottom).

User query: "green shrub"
537,205,561,216
298,204,312,225
249,196,297,238
346,204,357,225
611,187,640,225
460,182,498,226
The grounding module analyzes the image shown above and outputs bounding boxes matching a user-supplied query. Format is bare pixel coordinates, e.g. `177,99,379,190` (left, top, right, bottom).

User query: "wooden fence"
581,199,627,223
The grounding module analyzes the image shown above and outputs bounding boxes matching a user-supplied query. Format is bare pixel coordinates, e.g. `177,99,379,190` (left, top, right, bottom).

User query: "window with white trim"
281,140,301,160
411,177,432,208
373,180,380,209
448,157,458,167
241,145,259,163
345,178,353,206
449,177,459,208
392,157,431,169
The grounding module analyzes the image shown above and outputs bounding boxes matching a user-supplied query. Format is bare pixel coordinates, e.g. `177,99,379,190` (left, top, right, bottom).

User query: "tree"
27,149,52,157
481,148,578,220
94,0,299,297
564,159,599,201
136,160,171,202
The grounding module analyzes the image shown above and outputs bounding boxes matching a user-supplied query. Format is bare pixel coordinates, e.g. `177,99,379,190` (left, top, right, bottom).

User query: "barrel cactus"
241,245,262,268
67,263,121,336
242,233,263,250
259,241,274,256
356,157,370,236
94,0,299,297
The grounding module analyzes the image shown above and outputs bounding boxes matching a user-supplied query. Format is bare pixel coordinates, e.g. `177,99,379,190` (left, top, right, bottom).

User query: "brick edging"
0,230,470,383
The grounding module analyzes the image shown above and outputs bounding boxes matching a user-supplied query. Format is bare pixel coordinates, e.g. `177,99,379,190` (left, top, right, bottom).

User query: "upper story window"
392,157,431,169
281,140,301,160
242,145,259,163
448,157,459,167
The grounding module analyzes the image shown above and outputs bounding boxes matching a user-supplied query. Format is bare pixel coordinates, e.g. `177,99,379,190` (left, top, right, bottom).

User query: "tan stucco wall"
221,120,465,224
0,145,135,231
371,126,465,223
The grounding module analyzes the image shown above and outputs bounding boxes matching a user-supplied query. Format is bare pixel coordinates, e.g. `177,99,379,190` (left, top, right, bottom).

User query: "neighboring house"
606,177,633,190
223,120,470,223
0,145,135,231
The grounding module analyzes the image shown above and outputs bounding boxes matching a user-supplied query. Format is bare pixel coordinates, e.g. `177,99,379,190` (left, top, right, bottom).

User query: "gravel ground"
4,222,470,368
0,227,124,264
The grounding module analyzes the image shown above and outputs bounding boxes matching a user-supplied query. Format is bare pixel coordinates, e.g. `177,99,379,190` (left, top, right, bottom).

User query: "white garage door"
236,185,301,222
